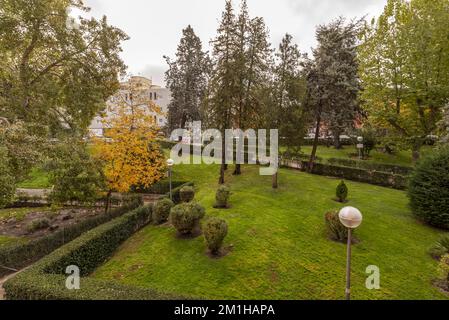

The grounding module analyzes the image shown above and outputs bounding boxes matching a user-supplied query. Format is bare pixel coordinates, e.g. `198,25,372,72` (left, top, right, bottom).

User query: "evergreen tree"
208,0,238,184
305,18,362,170
272,34,308,156
164,25,211,131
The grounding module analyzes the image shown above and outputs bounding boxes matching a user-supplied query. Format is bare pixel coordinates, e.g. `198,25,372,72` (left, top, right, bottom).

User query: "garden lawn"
17,168,51,189
298,145,432,167
92,160,448,300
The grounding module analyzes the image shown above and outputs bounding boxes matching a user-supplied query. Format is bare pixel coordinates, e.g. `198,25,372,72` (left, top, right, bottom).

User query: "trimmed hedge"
4,205,192,300
0,196,143,278
132,179,187,194
281,159,408,190
327,158,412,176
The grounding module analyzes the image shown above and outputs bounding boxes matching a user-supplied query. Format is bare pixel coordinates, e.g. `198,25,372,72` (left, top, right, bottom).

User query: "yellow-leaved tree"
93,77,166,212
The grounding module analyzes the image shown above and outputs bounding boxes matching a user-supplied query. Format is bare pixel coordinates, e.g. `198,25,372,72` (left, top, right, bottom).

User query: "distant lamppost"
339,206,363,300
356,136,364,160
166,159,174,200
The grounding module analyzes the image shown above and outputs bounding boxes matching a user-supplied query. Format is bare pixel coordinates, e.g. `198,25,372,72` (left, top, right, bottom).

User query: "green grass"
0,207,40,222
0,235,27,248
17,168,51,189
92,160,448,300
297,145,433,167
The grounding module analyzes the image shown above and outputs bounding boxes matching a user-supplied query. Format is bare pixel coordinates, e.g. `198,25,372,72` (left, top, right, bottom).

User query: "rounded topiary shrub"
180,186,195,203
153,198,174,224
169,202,204,235
214,185,230,208
336,181,348,203
325,210,348,242
408,147,449,229
203,217,228,255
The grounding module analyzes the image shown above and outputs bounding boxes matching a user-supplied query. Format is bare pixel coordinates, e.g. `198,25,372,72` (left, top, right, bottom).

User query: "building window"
154,92,157,100
149,92,153,100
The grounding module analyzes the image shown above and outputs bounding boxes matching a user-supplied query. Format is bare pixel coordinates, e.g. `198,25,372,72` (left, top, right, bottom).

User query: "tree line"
165,0,449,185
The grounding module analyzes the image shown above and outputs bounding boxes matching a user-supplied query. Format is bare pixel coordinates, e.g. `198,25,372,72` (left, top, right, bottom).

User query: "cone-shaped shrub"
336,180,348,202
408,147,449,229
214,185,230,208
204,217,228,255
325,210,348,242
180,186,195,203
153,198,174,224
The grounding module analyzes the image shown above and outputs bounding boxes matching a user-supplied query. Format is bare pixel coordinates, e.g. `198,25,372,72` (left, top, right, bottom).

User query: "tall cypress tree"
164,25,211,131
208,0,238,184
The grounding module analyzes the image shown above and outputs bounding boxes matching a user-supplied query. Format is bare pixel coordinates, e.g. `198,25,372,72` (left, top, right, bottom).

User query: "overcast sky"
80,0,387,86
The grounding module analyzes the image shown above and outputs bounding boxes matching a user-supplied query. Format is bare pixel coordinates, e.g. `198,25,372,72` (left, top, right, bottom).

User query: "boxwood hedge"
0,196,143,278
4,205,193,300
281,159,408,190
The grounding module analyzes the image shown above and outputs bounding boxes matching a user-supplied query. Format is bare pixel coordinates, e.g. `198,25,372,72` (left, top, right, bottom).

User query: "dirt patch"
0,207,104,239
175,227,203,239
206,244,233,259
433,279,449,295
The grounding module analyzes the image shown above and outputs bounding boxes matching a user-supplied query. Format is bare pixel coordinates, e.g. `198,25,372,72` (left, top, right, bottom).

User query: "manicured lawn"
92,160,448,300
298,145,433,167
0,235,23,248
17,168,51,189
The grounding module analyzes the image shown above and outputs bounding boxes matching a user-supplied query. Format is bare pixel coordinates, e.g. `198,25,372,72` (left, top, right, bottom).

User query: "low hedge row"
132,179,187,194
4,205,191,300
326,158,412,176
281,159,408,190
0,196,143,278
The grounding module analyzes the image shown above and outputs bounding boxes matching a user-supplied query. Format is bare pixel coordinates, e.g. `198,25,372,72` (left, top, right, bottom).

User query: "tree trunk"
233,164,241,175
333,133,342,149
219,132,226,184
105,190,112,214
272,172,278,189
308,113,321,173
412,144,421,163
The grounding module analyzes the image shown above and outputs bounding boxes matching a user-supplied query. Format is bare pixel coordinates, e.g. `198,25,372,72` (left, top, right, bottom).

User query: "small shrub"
214,185,230,208
336,181,348,202
153,198,174,224
408,147,449,229
204,218,228,255
170,203,198,235
179,186,195,203
429,235,449,259
27,218,50,233
325,210,348,242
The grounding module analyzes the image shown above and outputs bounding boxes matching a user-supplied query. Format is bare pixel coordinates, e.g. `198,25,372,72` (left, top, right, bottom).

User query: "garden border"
0,196,143,278
3,205,195,300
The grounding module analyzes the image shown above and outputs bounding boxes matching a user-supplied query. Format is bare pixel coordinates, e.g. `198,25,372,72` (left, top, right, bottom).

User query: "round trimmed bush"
153,198,174,224
180,186,195,203
187,201,205,220
408,147,449,229
203,217,228,254
170,202,204,235
214,185,230,208
336,180,348,202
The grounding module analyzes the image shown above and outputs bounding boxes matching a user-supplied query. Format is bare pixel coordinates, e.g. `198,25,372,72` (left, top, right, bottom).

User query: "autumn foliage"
93,92,166,210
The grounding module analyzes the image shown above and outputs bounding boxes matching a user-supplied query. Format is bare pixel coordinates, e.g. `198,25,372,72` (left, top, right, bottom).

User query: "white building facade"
88,76,171,137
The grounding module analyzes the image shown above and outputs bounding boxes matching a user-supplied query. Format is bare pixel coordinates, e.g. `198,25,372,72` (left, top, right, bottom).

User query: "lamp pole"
339,206,363,300
166,159,174,201
357,136,364,160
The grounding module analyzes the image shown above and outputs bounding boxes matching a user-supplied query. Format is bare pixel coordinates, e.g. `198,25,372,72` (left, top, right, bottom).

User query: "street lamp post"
339,206,363,300
356,136,364,160
166,159,174,201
